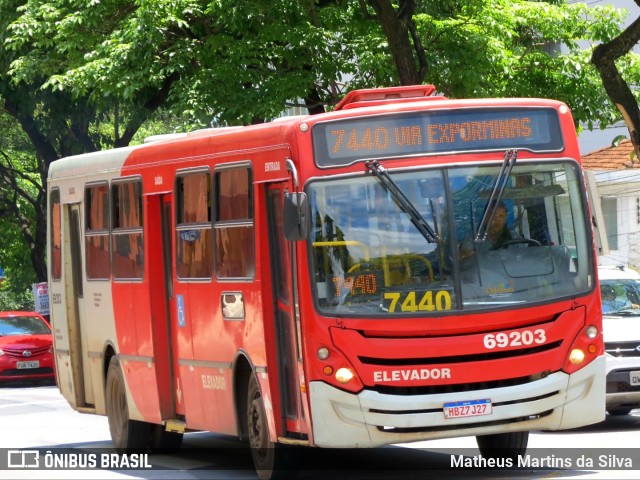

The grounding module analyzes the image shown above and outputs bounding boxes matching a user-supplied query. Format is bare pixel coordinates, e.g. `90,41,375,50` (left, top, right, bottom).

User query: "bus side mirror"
283,192,309,241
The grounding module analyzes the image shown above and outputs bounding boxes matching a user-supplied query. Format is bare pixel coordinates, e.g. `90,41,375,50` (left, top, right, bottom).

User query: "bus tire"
476,431,528,460
608,407,632,416
105,356,150,450
247,375,293,480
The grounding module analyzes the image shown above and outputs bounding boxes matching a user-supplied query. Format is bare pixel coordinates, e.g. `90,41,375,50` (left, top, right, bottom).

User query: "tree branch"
591,15,640,160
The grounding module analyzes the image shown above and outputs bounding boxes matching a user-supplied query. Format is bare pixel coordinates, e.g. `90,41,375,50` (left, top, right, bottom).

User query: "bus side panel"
111,284,138,355
188,286,269,435
118,360,162,423
132,281,162,423
110,282,148,420
170,281,196,419
82,280,117,412
179,366,235,434
171,283,238,434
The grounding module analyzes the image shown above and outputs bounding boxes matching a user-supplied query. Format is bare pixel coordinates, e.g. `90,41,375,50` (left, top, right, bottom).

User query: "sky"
579,124,628,156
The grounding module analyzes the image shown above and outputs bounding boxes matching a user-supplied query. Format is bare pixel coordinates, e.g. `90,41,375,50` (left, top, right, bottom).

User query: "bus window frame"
213,162,255,281
84,180,111,281
175,167,213,282
49,188,62,282
111,176,144,282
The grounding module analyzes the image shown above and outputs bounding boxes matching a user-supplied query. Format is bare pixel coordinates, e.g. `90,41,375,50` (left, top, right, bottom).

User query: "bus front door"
266,183,308,438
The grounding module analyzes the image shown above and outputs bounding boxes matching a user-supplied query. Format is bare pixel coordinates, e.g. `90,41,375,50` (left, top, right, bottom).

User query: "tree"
0,110,39,307
0,0,179,287
406,1,635,130
365,0,428,85
334,1,637,130
1,0,639,288
591,3,640,160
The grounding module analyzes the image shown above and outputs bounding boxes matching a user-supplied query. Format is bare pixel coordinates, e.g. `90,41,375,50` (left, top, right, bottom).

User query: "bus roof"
48,90,573,181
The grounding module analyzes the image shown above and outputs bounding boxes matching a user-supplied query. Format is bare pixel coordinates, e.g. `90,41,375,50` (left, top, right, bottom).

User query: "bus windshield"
308,161,591,316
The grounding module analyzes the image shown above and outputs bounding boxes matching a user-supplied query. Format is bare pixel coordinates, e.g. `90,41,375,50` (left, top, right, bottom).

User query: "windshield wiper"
475,150,517,242
365,160,438,243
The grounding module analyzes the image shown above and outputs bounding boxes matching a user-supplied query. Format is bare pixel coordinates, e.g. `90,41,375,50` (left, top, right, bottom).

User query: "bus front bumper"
309,355,605,448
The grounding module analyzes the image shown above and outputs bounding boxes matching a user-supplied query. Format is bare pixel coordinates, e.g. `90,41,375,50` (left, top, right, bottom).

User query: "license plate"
17,360,40,369
443,399,492,419
630,371,640,386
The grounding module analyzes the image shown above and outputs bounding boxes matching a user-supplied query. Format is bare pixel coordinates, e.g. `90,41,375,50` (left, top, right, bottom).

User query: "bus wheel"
608,407,632,416
476,431,528,460
105,356,150,450
247,375,291,480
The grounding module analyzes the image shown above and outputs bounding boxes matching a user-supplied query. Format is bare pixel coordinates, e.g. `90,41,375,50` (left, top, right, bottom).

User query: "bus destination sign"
312,108,563,167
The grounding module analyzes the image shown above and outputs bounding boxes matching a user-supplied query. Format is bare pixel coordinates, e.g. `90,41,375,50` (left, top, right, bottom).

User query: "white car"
599,265,640,415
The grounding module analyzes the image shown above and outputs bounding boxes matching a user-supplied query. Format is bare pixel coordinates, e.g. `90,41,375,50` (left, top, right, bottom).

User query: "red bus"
47,85,604,478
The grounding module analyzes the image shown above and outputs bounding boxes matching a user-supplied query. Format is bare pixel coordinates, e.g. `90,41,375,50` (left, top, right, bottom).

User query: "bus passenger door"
266,183,307,437
63,204,94,408
147,193,183,420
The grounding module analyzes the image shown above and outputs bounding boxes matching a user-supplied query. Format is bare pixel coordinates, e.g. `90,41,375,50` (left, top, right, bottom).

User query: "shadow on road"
31,432,608,480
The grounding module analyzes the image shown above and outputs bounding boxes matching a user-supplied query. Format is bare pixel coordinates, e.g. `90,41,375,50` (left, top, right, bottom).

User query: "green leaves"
414,0,636,130
5,0,632,128
0,0,639,287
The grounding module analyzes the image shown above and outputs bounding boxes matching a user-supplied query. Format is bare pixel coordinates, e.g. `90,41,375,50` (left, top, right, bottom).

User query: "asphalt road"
2,383,640,480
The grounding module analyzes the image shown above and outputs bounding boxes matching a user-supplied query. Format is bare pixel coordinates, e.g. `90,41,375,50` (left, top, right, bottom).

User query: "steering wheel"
498,238,542,248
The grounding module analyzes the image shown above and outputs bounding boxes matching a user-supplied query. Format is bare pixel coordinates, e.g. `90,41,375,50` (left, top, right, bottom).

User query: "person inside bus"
459,200,513,262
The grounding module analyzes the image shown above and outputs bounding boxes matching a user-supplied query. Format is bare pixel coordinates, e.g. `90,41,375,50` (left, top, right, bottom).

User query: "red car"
0,311,55,384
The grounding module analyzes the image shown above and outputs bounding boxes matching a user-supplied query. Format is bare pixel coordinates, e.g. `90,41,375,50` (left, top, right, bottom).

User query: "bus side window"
50,189,62,281
176,171,213,280
85,182,110,280
112,179,144,280
214,166,255,279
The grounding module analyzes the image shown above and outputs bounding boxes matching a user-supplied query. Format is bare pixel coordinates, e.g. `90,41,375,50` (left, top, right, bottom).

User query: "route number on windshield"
383,289,452,313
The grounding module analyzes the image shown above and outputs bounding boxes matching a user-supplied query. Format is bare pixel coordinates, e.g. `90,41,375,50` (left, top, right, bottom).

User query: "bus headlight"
564,312,602,374
335,368,354,384
569,348,585,365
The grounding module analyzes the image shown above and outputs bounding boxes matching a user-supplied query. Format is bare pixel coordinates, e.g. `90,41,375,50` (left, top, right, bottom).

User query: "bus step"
164,419,186,433
277,436,310,446
76,407,96,414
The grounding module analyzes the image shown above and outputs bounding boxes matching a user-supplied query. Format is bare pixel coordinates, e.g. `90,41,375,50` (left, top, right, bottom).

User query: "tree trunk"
366,0,425,85
591,13,640,161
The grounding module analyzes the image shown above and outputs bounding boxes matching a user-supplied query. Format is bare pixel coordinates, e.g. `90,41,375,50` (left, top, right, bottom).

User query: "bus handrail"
312,240,370,261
